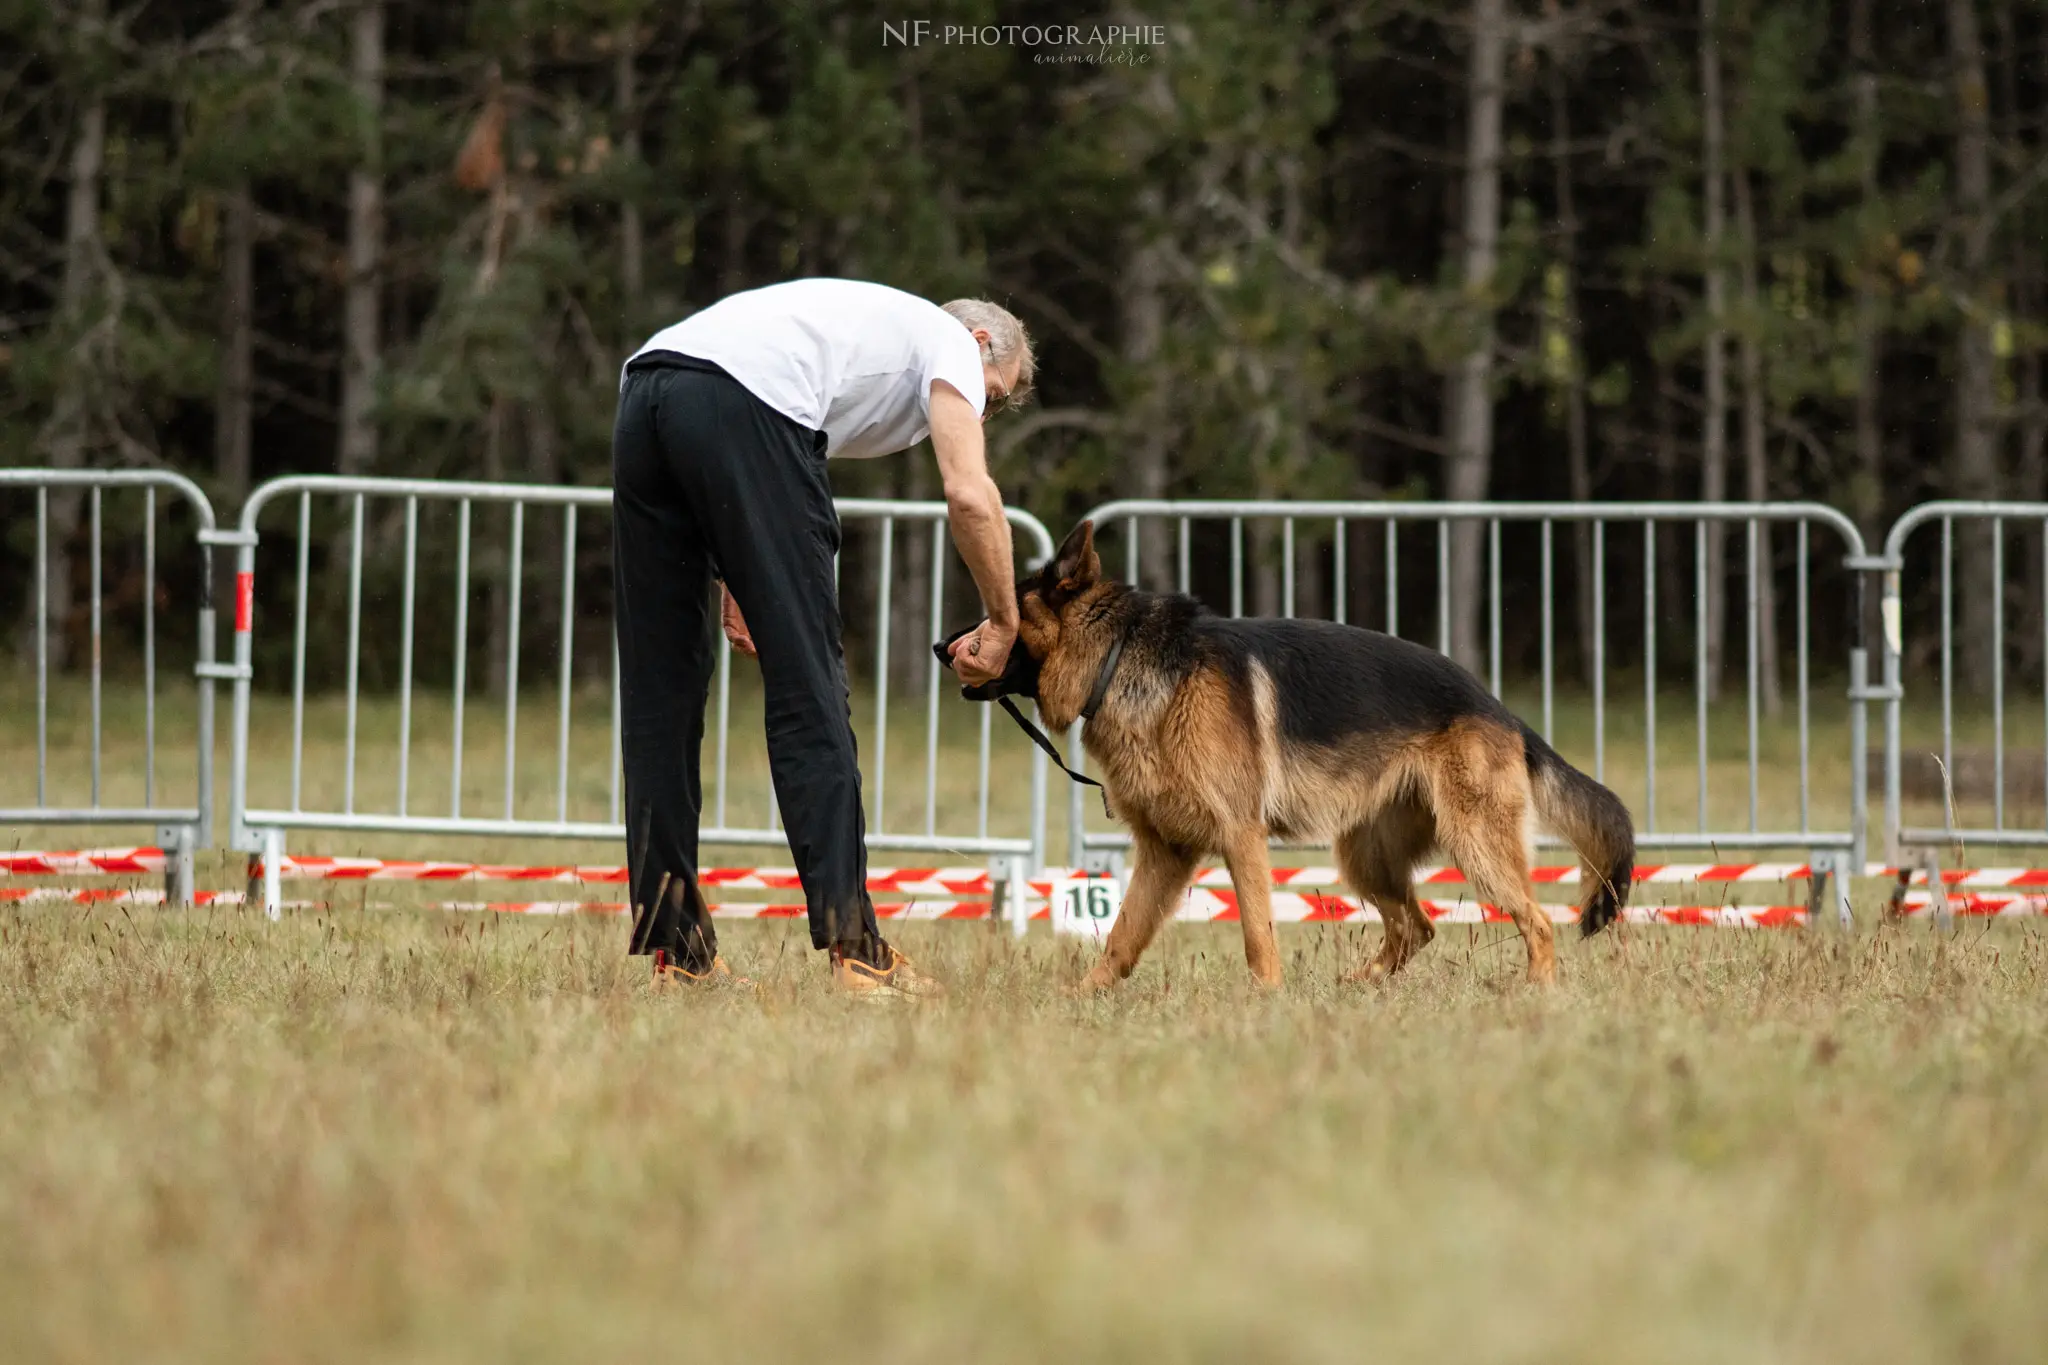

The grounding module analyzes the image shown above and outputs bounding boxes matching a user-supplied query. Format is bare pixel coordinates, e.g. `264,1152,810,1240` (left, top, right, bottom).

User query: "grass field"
5,675,2048,1360
1,909,2046,1362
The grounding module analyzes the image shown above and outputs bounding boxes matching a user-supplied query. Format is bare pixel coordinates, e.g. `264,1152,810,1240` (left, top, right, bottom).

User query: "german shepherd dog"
940,520,1635,989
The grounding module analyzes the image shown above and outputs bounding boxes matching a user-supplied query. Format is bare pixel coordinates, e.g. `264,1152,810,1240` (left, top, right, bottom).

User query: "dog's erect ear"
1050,519,1100,599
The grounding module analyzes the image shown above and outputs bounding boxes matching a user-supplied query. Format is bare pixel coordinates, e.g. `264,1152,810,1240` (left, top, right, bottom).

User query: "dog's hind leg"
1218,824,1283,988
1077,831,1199,993
1336,797,1437,983
1427,731,1555,984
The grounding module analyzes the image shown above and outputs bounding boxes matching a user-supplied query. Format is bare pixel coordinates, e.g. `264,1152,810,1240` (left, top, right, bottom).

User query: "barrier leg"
171,825,196,909
993,853,1030,939
1926,853,1955,932
262,828,283,921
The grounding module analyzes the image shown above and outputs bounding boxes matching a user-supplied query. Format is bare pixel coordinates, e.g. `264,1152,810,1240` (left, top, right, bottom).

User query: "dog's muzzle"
932,623,1040,701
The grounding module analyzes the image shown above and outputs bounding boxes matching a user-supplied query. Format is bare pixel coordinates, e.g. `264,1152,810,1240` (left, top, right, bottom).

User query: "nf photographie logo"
882,21,1168,64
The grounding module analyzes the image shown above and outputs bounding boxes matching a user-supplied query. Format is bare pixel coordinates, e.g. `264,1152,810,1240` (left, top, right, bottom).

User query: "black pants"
612,355,881,969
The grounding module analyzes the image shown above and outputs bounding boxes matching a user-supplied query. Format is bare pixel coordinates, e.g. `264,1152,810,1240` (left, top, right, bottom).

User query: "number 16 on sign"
1050,876,1123,940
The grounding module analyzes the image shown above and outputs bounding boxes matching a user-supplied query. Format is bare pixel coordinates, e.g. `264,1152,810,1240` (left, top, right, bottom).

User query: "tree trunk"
1653,297,1688,635
337,0,383,476
1443,0,1507,672
1731,167,1782,716
27,43,107,671
1121,188,1175,592
1548,58,1598,685
1995,0,2044,675
1699,0,1730,701
1849,0,1886,550
215,183,254,611
615,22,643,346
1949,0,2001,694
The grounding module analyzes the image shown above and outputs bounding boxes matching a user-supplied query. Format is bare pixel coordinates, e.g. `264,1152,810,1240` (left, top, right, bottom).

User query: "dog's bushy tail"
1520,723,1635,937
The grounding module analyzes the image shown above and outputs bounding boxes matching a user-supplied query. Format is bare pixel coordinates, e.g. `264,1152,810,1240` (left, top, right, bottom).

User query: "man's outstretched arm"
929,380,1016,686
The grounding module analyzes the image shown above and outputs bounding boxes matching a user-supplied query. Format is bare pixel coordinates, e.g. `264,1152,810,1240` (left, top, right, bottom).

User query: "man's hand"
949,617,1015,687
721,583,757,657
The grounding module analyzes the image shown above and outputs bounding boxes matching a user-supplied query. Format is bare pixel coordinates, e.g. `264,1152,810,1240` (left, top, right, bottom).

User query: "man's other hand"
721,583,757,657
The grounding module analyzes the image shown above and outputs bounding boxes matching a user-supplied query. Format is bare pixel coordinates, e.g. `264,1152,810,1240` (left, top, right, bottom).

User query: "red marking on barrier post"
235,572,253,632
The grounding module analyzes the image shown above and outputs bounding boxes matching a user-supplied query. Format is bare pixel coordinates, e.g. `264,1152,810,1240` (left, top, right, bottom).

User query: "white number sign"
1050,876,1123,940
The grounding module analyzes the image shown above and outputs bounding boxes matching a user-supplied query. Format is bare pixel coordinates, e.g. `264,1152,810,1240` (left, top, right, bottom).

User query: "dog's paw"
1340,959,1393,986
1069,965,1118,997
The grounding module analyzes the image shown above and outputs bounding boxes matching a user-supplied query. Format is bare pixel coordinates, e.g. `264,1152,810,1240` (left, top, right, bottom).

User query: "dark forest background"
3,0,2045,697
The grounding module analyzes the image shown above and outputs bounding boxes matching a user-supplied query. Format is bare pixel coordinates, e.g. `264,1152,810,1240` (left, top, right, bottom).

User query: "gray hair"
941,298,1036,408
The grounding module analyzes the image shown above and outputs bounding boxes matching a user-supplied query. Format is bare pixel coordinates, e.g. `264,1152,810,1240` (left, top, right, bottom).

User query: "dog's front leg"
1077,836,1198,993
1220,825,1283,987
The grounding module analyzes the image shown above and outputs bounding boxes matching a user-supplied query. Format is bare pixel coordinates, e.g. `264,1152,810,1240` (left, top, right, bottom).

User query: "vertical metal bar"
1541,520,1553,740
292,494,310,810
1487,519,1501,696
1436,518,1450,656
977,695,992,840
1797,521,1810,832
1230,518,1243,617
609,634,622,827
1644,521,1657,832
715,632,732,828
1696,520,1709,833
89,487,101,807
1067,725,1085,867
555,504,577,825
1993,517,2005,829
924,522,944,837
1592,520,1605,782
343,494,363,814
873,517,894,829
1942,517,1954,834
1177,517,1190,595
397,498,418,816
1385,520,1399,636
144,488,155,807
1746,519,1760,833
450,500,470,819
1125,515,1138,588
1282,518,1296,618
1334,518,1347,625
35,491,46,810
503,501,524,822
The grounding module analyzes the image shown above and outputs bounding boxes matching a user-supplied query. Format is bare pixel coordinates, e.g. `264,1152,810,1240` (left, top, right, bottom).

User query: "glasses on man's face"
983,377,1012,422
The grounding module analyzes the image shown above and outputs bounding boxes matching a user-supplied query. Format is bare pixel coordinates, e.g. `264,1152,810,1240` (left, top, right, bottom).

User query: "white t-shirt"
623,278,987,459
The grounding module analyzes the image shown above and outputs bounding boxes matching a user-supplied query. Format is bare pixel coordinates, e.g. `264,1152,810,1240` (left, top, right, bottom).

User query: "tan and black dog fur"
947,520,1635,989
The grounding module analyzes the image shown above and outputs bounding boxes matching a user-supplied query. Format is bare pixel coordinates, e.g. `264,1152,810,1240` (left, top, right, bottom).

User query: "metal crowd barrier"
0,468,226,903
1880,503,2048,873
223,476,1055,916
1070,500,1877,925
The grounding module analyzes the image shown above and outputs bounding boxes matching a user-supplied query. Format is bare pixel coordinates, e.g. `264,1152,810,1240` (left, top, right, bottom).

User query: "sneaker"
831,943,947,1001
652,949,753,988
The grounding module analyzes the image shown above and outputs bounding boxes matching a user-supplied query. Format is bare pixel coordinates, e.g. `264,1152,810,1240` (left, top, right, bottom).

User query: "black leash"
992,633,1125,819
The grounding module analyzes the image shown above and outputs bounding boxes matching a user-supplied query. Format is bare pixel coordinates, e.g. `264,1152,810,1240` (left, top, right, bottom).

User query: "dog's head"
933,519,1106,702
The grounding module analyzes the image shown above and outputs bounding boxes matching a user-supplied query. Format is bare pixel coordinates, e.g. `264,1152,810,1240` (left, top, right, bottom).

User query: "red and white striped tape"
15,849,2048,904
0,887,243,906
1892,891,2048,917
7,883,2026,925
430,895,1814,927
1,849,169,875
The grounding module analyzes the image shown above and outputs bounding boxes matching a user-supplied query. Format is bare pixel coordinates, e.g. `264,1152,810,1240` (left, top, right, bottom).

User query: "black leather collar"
1080,632,1126,723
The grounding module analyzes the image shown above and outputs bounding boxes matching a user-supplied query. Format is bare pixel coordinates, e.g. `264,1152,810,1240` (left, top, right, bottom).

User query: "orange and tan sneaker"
830,943,946,1001
652,949,754,989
